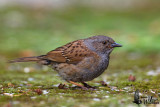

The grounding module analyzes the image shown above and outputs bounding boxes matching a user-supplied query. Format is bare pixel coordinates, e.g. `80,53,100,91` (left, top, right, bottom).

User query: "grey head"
83,35,122,55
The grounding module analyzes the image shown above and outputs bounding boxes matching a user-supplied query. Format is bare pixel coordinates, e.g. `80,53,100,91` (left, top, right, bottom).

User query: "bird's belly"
52,63,84,82
81,62,108,81
80,56,109,81
51,57,109,82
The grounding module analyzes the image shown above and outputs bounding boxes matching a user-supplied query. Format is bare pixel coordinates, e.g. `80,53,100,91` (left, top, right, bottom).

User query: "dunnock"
9,35,122,89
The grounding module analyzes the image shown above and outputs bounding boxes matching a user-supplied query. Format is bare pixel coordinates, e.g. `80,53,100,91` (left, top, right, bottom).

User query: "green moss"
1,54,160,107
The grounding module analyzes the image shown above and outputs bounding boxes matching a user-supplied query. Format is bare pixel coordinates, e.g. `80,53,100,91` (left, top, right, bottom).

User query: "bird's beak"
111,42,122,48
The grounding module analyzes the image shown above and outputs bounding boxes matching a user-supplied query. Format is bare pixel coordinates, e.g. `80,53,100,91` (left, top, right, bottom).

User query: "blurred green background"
0,0,160,107
0,0,160,57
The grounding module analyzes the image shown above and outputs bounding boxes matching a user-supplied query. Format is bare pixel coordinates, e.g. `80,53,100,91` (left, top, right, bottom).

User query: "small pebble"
3,93,14,97
147,70,157,76
104,96,109,98
31,96,37,99
93,98,100,101
24,67,30,73
43,90,49,95
28,78,34,81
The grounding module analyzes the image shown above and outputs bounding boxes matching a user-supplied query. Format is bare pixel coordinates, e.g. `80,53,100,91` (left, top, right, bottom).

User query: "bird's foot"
82,82,97,89
68,81,96,90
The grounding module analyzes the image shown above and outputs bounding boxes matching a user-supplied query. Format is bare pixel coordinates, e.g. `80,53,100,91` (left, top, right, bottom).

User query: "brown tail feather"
8,55,46,63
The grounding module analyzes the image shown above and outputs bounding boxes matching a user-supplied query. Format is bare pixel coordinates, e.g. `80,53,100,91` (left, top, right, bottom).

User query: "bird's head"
84,35,122,55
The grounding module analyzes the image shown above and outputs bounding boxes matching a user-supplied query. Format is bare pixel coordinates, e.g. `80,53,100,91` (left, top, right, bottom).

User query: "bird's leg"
81,82,95,88
68,81,87,90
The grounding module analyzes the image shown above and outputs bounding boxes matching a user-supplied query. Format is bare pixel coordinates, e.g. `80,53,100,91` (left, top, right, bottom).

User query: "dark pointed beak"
111,42,122,48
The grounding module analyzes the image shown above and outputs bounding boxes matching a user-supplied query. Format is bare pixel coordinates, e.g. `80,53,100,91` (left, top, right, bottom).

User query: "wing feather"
45,40,92,64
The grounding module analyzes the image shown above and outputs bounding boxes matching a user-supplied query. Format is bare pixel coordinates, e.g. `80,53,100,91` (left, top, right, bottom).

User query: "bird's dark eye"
102,41,107,45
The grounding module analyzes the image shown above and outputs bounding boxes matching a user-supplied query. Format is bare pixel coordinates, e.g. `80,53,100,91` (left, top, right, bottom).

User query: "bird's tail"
8,55,48,64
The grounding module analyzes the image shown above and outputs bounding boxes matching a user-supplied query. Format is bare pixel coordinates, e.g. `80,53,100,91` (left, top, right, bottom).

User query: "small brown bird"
9,35,122,89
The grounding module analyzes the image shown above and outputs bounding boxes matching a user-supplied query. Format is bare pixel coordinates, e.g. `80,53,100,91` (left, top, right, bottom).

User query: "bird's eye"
102,41,107,45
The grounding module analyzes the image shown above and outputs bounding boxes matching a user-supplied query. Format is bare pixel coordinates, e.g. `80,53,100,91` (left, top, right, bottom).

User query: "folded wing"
45,40,92,64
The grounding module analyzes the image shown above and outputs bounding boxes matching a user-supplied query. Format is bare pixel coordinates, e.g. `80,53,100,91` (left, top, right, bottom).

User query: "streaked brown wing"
45,40,92,64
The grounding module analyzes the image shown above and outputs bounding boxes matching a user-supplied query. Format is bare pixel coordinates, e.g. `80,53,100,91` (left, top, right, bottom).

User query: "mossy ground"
0,53,160,107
